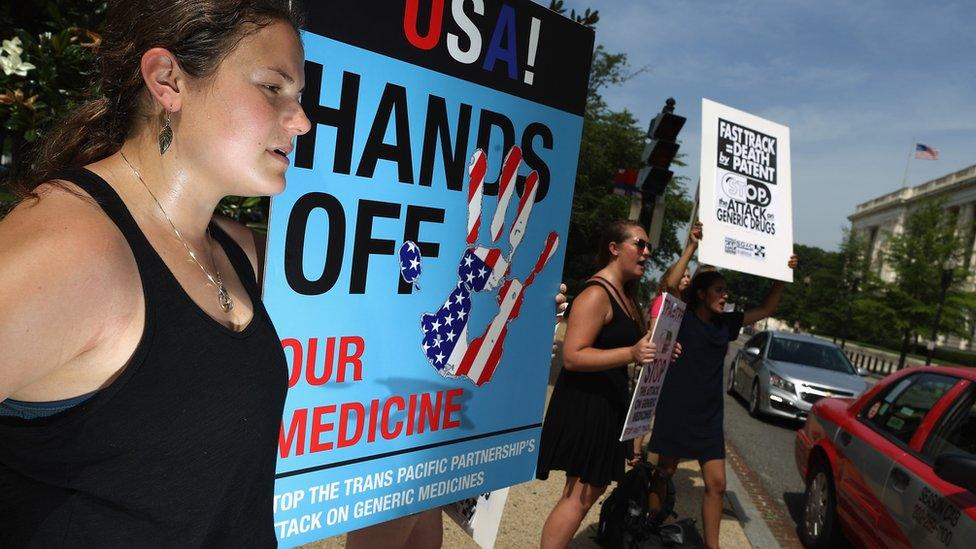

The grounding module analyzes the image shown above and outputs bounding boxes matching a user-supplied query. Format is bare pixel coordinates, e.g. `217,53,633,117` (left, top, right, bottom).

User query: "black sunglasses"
629,238,650,252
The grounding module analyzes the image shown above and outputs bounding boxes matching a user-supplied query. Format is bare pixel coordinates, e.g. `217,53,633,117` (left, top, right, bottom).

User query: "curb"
724,440,803,548
724,457,780,548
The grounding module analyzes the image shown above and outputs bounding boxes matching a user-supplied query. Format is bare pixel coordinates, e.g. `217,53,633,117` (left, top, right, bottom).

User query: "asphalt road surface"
722,339,876,543
722,340,811,537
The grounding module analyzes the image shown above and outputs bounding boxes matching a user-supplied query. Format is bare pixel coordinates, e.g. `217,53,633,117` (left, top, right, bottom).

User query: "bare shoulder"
571,283,612,316
1,183,136,277
0,183,141,397
211,214,259,277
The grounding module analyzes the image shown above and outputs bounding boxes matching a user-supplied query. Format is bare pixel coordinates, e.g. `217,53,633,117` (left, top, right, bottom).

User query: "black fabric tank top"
0,169,288,547
555,280,643,406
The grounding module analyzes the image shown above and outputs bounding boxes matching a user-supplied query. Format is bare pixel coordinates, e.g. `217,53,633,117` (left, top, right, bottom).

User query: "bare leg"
540,477,607,549
648,454,680,515
404,509,443,549
699,458,727,549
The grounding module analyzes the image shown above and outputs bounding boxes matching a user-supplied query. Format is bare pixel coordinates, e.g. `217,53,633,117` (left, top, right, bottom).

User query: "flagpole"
901,137,915,189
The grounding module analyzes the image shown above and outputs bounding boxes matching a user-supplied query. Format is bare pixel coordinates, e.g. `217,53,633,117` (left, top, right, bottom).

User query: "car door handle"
839,431,852,446
889,467,911,492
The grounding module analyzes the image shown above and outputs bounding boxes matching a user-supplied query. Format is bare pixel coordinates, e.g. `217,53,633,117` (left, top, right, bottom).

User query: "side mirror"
857,367,870,377
744,347,761,358
934,453,976,493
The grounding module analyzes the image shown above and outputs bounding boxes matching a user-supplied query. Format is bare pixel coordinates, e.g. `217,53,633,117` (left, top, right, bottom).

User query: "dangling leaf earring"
158,109,173,155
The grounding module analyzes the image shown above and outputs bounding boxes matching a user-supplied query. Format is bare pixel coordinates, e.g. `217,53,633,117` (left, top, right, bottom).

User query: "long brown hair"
18,0,304,196
596,219,648,331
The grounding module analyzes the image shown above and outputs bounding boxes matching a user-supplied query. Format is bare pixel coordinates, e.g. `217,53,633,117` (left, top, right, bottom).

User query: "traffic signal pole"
637,98,685,247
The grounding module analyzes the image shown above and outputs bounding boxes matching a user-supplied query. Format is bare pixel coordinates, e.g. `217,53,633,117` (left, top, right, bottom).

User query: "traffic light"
639,98,686,197
637,98,685,243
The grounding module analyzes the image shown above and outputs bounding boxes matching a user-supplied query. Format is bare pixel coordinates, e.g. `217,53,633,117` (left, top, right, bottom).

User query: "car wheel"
802,459,840,548
749,381,762,418
727,362,737,395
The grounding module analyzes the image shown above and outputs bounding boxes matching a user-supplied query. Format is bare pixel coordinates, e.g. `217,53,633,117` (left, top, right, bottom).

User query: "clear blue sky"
560,0,976,251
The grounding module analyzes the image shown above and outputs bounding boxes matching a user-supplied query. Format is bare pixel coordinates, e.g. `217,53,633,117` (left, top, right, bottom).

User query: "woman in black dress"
0,2,310,545
649,225,797,549
537,220,658,548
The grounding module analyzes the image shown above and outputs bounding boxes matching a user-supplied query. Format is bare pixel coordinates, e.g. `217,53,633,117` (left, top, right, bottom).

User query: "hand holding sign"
412,146,560,386
630,332,656,365
671,341,683,362
689,221,703,246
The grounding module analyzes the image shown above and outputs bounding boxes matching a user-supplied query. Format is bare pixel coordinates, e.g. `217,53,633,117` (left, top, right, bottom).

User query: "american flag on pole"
914,143,940,160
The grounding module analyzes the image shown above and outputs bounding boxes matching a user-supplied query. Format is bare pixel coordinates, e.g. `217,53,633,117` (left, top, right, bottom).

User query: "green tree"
0,2,267,227
548,0,599,27
806,229,896,345
560,44,692,297
772,243,833,327
1,1,107,213
884,199,976,367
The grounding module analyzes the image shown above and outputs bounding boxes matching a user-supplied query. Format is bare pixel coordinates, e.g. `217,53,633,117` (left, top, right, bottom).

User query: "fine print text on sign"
262,2,594,546
698,99,793,281
620,293,686,441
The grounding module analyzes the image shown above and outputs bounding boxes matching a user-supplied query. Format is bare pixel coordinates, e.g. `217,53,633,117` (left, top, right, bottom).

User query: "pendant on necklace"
216,277,234,312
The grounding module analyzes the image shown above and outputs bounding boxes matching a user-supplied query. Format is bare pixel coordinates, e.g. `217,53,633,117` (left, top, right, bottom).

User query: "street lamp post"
799,275,811,333
926,269,953,366
840,277,860,350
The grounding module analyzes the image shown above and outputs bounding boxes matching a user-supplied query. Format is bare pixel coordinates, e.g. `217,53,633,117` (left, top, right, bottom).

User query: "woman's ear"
608,241,620,259
140,47,186,114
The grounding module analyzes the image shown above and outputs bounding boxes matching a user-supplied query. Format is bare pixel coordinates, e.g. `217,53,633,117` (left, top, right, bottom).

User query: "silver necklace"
119,150,234,313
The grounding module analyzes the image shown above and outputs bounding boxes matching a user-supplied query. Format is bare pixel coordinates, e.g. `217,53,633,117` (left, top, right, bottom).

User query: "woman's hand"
551,283,568,359
554,282,568,321
688,221,703,247
787,254,798,269
627,436,645,467
631,333,656,364
671,341,682,362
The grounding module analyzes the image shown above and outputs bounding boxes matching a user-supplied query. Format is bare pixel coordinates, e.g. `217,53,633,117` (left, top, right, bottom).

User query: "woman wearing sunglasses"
536,220,662,548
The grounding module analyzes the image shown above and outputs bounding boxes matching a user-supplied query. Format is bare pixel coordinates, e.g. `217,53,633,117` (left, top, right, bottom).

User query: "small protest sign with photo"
698,99,793,281
445,488,510,549
620,293,687,441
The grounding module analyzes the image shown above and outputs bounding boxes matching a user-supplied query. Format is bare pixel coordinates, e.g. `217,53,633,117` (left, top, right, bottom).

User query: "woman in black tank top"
0,2,309,546
536,220,660,548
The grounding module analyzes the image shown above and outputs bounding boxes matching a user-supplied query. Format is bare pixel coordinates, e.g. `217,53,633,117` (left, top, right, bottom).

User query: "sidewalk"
308,384,755,548
440,450,752,548
308,332,779,548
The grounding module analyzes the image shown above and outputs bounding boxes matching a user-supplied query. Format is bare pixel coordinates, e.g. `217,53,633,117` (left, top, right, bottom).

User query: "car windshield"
767,338,855,374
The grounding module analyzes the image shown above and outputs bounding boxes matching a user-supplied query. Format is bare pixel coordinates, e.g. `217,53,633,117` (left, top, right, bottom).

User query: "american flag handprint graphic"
412,146,559,386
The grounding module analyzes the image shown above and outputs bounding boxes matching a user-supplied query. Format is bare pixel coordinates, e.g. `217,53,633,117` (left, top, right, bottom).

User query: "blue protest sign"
263,3,593,544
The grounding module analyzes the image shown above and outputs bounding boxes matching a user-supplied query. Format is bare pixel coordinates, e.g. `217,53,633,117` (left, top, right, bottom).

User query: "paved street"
722,339,876,545
722,340,809,536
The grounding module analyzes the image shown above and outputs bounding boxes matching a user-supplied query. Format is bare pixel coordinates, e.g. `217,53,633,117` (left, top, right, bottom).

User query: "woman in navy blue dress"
649,224,797,549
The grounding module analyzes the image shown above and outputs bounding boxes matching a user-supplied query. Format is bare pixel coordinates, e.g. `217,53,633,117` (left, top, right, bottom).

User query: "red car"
794,366,976,548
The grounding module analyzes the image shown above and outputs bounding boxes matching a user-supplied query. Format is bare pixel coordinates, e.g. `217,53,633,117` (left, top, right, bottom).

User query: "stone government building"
848,163,976,350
